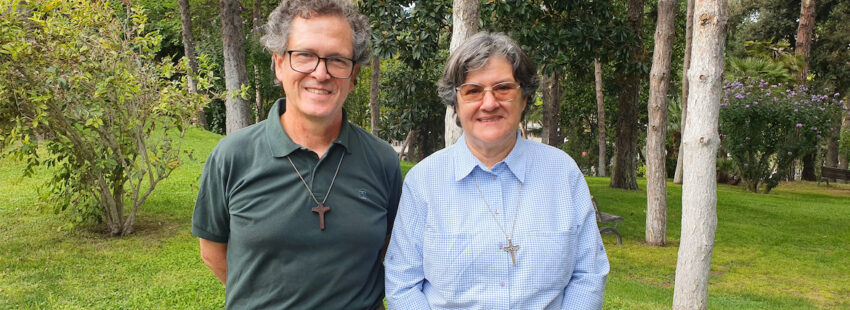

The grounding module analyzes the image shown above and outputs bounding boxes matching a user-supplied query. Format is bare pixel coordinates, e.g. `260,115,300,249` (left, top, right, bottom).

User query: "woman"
385,32,609,309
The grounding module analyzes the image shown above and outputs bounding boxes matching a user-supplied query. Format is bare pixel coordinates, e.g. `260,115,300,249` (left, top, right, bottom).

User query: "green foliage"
483,0,638,76
378,57,446,159
811,0,850,98
726,56,797,84
359,0,450,151
725,40,803,84
0,0,213,235
359,0,451,69
720,78,843,193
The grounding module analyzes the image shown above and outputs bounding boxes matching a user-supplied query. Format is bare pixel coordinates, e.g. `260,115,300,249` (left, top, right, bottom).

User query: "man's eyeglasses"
286,50,355,79
455,81,521,103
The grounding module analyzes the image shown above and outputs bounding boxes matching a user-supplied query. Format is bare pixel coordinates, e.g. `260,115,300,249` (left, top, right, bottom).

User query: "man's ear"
273,53,286,83
350,65,360,87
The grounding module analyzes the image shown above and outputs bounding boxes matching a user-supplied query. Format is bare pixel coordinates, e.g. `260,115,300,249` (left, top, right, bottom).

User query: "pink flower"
796,123,803,128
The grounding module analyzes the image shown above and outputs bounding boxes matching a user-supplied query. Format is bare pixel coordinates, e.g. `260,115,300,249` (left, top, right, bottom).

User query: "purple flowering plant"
720,78,842,193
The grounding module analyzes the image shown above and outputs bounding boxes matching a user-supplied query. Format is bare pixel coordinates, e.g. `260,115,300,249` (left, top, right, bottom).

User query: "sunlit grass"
1,132,848,308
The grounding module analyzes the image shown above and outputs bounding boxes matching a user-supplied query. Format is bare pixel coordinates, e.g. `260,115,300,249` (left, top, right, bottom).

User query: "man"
192,0,402,309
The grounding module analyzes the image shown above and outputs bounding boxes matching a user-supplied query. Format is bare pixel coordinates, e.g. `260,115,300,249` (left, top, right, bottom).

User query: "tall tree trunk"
445,0,479,147
178,0,208,130
610,0,644,190
672,0,726,308
801,152,817,181
840,101,850,171
595,59,607,177
674,0,695,184
646,0,677,247
826,123,839,168
370,56,381,136
399,130,414,161
542,72,563,147
252,0,263,124
796,0,817,178
795,0,816,85
220,0,252,134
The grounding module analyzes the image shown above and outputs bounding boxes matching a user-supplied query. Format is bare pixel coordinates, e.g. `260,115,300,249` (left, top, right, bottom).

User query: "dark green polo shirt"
192,98,402,309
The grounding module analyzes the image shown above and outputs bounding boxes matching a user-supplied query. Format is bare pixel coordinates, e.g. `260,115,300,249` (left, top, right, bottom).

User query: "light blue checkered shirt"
385,134,609,310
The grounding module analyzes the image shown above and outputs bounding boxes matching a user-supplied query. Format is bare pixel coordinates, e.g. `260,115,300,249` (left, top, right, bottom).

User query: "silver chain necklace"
473,176,523,266
287,152,345,231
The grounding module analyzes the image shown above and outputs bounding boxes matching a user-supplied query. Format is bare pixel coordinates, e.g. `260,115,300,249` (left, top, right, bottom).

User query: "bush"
0,1,213,235
720,78,843,193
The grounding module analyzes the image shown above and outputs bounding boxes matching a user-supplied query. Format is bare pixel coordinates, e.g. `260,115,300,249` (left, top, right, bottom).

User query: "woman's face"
455,56,526,151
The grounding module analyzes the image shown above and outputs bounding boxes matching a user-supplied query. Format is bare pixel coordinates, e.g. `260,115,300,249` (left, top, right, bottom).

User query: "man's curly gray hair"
261,0,371,66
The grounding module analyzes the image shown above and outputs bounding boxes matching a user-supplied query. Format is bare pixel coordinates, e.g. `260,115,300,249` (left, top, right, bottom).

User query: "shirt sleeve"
561,167,610,309
192,147,230,243
385,176,431,310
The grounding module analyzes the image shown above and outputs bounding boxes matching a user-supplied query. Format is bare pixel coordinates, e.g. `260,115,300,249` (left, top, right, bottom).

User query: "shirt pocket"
525,228,577,290
422,231,474,299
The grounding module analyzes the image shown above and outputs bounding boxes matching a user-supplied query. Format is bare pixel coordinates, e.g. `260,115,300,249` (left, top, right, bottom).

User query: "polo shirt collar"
264,98,353,158
453,131,528,183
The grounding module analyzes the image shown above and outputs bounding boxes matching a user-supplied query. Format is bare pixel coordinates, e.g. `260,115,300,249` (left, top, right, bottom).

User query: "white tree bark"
646,0,677,247
445,0,479,147
674,0,695,184
252,0,263,124
220,0,252,134
595,59,607,177
672,0,727,308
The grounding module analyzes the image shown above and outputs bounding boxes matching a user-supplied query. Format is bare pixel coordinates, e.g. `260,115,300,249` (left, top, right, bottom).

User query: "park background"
1,0,849,308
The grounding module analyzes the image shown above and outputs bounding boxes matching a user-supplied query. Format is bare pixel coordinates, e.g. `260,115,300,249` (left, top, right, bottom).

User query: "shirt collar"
453,131,528,183
264,98,352,158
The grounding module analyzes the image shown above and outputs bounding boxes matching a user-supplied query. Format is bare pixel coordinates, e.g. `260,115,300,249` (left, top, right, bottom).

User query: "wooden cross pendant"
312,203,331,231
501,239,519,265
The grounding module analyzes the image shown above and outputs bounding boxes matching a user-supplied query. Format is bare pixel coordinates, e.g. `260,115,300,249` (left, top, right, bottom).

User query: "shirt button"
500,281,505,287
494,209,499,214
498,242,503,248
492,175,497,180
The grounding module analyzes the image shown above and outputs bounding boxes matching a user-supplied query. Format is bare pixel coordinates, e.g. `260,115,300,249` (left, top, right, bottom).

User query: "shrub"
0,0,213,235
720,78,843,193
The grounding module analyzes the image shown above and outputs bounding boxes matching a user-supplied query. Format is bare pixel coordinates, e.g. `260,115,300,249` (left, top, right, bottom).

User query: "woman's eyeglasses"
455,81,521,103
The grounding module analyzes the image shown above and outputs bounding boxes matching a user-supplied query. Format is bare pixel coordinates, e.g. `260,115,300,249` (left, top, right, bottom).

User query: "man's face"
273,14,356,122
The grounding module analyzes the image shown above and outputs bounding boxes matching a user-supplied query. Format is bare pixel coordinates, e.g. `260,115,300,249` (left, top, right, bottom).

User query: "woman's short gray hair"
261,0,371,66
437,32,539,113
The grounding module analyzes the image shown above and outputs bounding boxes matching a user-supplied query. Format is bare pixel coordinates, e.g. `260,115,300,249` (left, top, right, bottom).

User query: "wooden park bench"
591,197,623,245
818,166,850,186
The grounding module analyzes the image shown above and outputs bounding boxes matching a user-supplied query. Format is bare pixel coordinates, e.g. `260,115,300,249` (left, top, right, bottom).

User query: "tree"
444,0,479,147
541,73,564,146
672,0,727,307
0,0,211,236
595,59,608,176
178,0,208,129
794,0,816,85
219,0,251,134
646,0,677,247
610,0,645,190
360,0,451,158
250,0,263,124
796,0,818,181
370,55,380,136
673,0,694,184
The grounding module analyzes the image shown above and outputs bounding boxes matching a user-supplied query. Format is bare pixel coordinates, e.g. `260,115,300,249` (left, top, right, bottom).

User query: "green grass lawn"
1,127,848,309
